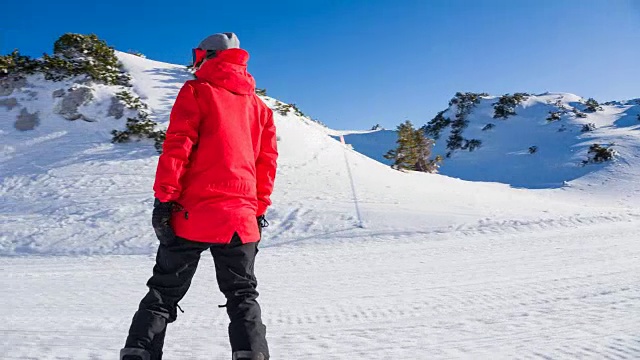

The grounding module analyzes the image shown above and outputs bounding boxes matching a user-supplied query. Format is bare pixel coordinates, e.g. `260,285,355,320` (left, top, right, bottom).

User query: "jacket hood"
194,48,256,95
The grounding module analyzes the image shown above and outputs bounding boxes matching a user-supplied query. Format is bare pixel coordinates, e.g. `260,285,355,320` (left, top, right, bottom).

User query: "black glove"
257,215,269,238
152,199,175,245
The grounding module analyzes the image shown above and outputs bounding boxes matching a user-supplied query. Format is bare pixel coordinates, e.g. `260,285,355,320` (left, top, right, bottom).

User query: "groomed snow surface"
1,53,639,359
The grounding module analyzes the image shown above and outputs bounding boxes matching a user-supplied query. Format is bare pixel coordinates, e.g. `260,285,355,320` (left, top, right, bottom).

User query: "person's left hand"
257,215,269,239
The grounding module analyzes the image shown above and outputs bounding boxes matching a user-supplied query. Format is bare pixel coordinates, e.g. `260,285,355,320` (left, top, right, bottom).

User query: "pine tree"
384,121,416,170
41,33,131,86
413,128,437,172
0,49,40,77
385,120,440,172
585,98,602,112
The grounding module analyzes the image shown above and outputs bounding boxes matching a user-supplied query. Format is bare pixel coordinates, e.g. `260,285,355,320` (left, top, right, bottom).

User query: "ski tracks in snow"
264,209,640,248
254,221,640,359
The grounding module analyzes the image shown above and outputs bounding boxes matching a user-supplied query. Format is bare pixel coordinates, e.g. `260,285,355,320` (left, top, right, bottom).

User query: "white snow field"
1,53,639,359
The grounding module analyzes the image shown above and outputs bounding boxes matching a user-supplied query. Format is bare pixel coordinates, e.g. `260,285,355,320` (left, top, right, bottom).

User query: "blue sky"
3,0,639,130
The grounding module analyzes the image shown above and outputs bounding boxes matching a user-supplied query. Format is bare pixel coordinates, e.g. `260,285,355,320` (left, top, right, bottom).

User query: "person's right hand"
152,199,175,246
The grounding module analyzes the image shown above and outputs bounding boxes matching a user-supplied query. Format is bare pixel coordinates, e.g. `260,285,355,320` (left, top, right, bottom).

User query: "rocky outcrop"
0,98,18,110
107,96,125,119
14,108,40,131
0,76,27,96
56,86,93,121
52,89,66,98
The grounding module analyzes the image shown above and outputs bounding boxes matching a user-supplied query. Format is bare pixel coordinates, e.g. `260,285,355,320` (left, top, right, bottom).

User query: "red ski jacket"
153,49,278,244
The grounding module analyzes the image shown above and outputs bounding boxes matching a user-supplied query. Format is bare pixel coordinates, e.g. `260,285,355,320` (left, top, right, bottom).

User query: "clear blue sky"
3,0,639,130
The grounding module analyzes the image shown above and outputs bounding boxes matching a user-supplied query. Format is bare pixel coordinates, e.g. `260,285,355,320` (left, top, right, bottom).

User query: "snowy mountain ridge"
340,91,640,189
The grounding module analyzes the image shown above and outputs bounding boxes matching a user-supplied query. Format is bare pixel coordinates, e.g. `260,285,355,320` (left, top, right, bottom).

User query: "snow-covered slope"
1,51,639,359
339,93,640,190
2,54,636,255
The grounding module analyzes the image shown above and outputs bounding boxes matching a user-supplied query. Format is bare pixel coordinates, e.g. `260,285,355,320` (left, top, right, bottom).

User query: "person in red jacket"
120,32,277,360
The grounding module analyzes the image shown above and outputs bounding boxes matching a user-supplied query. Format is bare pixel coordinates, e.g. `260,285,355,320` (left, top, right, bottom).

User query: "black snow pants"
124,234,269,360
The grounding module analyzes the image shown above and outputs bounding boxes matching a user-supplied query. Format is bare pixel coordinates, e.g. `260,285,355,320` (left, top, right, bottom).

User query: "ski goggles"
192,48,217,67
